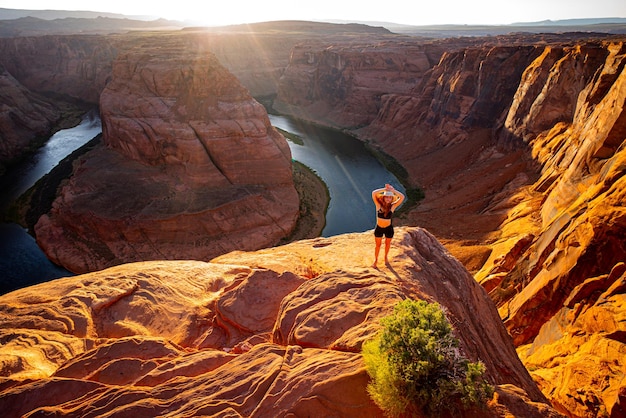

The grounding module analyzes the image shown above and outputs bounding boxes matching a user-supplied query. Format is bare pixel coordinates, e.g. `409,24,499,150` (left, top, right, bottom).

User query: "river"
0,112,102,294
269,114,404,237
0,112,402,294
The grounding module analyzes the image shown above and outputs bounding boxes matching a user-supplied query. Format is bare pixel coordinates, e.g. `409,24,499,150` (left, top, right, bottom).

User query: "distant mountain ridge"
511,17,626,26
0,7,157,21
1,7,625,34
0,9,186,37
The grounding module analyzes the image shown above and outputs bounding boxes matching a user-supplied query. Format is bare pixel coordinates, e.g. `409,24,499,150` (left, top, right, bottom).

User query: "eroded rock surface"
0,35,117,105
2,26,625,417
368,39,626,417
476,41,626,417
274,38,454,129
0,228,562,417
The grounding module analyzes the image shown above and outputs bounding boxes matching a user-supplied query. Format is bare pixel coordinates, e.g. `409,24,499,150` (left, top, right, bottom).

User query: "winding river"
0,113,403,294
0,112,102,294
269,114,404,237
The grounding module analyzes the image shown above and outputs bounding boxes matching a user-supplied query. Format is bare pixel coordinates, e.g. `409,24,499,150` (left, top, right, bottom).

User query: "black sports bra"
377,209,392,219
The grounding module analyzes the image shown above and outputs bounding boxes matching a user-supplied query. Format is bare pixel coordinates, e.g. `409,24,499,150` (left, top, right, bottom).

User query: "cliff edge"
0,228,562,417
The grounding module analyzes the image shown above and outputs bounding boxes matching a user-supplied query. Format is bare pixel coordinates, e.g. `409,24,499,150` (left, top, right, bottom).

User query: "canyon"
276,33,626,416
0,21,625,417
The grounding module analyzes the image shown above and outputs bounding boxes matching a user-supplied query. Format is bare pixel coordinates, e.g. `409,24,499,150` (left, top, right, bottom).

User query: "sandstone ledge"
0,228,562,417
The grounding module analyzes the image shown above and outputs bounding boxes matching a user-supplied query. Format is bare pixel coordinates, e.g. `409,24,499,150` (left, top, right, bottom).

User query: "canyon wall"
0,228,562,417
478,42,626,417
0,64,61,174
0,35,116,173
0,35,117,104
273,39,448,128
34,44,299,273
274,34,626,417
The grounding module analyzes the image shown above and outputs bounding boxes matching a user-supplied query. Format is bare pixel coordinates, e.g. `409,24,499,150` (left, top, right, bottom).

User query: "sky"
0,0,625,26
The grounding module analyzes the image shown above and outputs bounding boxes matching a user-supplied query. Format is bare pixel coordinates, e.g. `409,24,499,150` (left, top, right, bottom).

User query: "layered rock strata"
2,26,625,417
274,39,450,128
34,46,299,273
394,41,626,418
476,41,626,417
0,228,563,417
0,35,117,104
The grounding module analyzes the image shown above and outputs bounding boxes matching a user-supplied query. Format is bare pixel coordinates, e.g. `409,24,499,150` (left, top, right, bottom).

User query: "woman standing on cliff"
372,184,405,268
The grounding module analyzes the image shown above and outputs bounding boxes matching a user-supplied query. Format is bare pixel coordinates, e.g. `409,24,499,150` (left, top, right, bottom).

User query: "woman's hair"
376,195,393,215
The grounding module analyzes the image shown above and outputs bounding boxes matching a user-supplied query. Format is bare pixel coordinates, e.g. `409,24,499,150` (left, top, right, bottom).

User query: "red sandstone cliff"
475,41,626,417
33,45,299,273
0,35,117,170
0,35,117,104
0,228,563,417
273,38,452,128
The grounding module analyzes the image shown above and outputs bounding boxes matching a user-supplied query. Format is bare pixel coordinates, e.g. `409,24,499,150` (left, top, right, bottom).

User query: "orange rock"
0,228,560,417
474,41,626,416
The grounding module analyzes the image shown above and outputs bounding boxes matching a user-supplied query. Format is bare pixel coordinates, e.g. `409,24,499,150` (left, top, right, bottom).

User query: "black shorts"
374,225,394,238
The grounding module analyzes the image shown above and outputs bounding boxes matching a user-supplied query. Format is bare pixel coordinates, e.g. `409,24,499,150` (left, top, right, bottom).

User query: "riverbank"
279,161,329,244
7,135,102,229
10,137,329,251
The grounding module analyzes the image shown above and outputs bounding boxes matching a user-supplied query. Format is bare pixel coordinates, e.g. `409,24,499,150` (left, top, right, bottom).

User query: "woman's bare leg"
384,238,392,263
373,237,382,267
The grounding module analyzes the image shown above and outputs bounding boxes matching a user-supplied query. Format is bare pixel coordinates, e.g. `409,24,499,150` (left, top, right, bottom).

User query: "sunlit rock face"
34,46,299,274
365,39,626,418
2,25,625,417
353,44,545,232
274,33,626,417
475,41,626,417
0,228,563,417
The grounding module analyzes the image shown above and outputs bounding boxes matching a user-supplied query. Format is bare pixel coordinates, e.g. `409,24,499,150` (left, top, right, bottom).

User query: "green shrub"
362,299,494,417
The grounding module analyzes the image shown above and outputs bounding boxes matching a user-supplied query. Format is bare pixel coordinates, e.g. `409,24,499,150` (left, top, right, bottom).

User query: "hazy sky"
1,0,625,26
